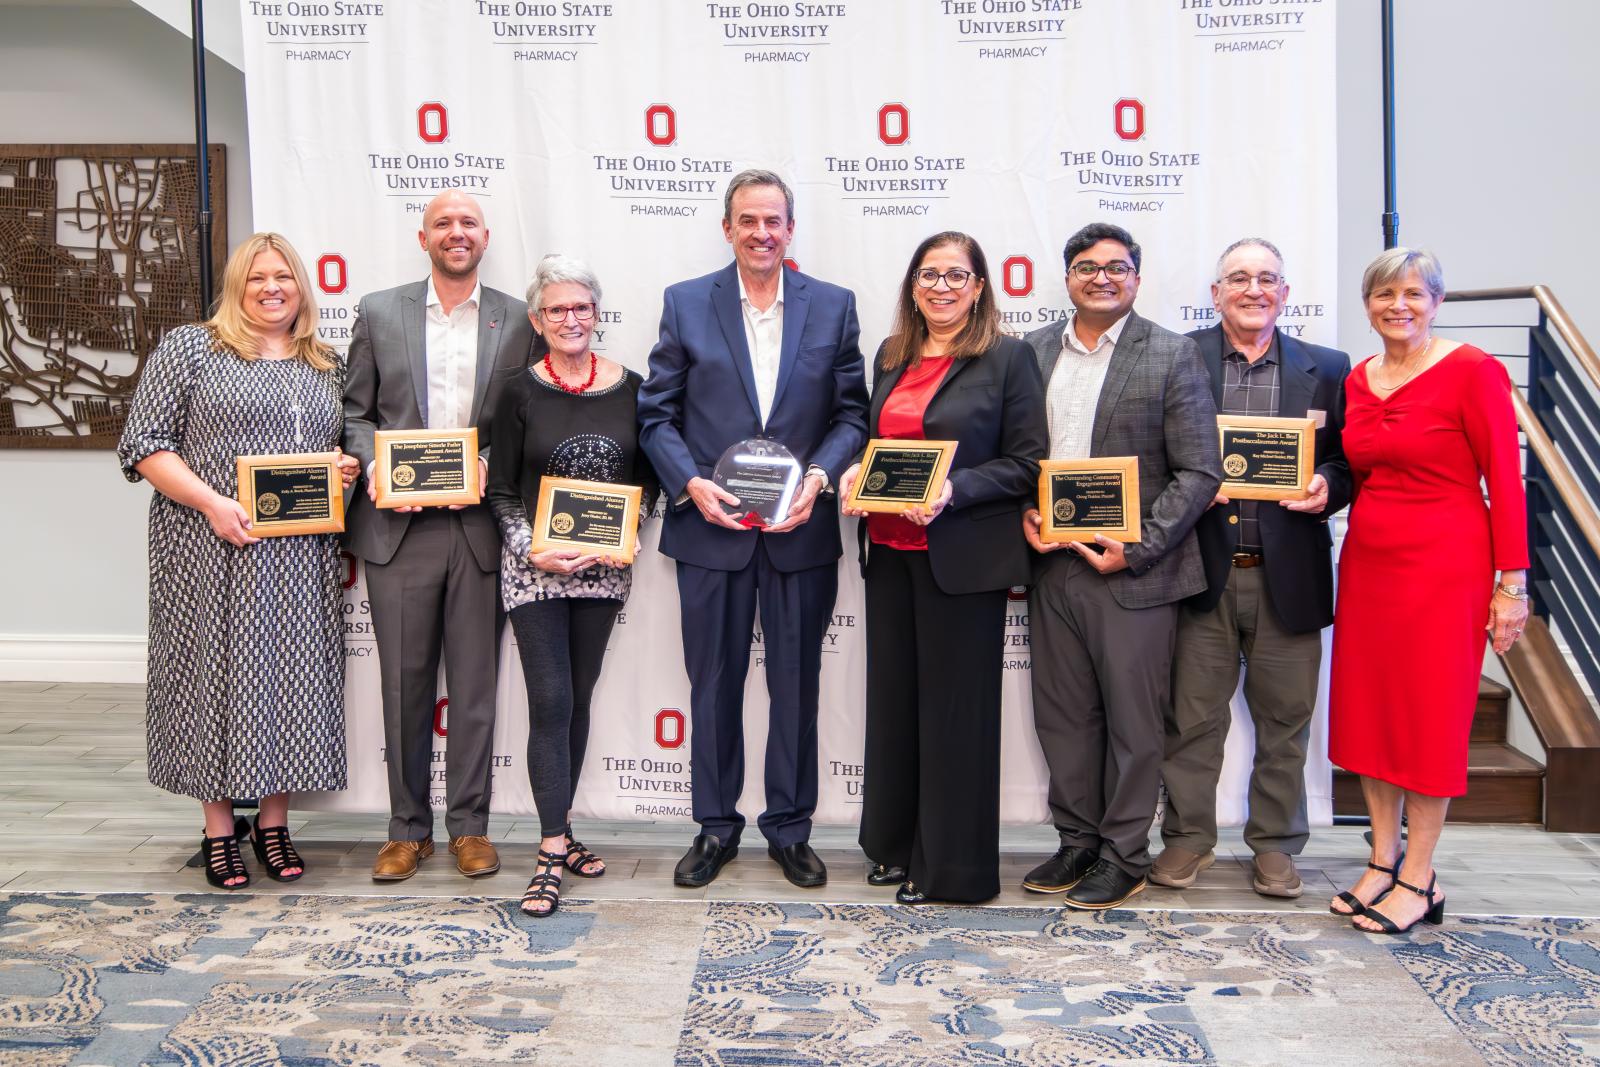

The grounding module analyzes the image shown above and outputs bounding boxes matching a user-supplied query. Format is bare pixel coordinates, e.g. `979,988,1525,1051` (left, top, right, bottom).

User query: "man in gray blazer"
343,189,536,882
1019,223,1221,910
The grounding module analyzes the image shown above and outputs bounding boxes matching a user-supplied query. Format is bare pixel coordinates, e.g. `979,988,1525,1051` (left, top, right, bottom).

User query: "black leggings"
508,597,621,837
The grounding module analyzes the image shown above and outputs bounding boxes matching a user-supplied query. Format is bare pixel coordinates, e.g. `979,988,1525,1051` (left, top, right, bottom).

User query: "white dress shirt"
1046,310,1130,459
737,269,785,426
424,278,481,430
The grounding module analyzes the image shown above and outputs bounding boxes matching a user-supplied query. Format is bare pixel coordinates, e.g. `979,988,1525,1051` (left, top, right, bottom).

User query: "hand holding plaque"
1037,457,1141,544
845,439,958,515
531,477,644,563
711,437,802,529
373,428,481,509
1216,415,1315,501
235,451,345,538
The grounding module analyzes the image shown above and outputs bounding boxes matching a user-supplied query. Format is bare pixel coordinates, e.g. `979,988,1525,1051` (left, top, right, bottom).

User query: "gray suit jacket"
341,279,537,570
1023,310,1222,609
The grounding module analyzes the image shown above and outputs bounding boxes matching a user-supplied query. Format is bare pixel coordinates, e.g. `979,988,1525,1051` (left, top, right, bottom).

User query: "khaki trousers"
1162,564,1322,855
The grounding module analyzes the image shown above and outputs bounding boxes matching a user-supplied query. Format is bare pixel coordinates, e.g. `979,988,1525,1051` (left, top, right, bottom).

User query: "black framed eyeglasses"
913,268,975,290
1069,261,1135,280
541,303,597,323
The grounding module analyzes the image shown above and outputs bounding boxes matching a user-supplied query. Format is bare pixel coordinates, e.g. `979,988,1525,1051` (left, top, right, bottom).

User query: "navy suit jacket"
637,262,870,573
1185,325,1352,633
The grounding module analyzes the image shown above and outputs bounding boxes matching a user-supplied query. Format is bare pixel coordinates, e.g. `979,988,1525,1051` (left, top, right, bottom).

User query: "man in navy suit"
1150,237,1351,899
638,170,869,888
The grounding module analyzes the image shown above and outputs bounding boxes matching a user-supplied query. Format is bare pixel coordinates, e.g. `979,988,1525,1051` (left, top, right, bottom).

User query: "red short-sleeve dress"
1329,344,1528,797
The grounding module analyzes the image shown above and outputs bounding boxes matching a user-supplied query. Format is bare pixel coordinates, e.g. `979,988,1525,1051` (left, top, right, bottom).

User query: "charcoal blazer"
1022,311,1222,609
1186,325,1352,633
856,335,1048,595
637,262,870,573
341,279,538,571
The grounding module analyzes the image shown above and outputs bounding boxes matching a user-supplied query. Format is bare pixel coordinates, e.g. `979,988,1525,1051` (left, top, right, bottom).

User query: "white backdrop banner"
241,0,1340,827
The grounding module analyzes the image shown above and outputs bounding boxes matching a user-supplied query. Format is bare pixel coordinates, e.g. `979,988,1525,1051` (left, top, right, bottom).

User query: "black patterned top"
485,366,659,606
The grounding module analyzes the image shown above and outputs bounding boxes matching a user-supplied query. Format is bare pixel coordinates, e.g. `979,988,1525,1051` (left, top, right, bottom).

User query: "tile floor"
3,680,1598,916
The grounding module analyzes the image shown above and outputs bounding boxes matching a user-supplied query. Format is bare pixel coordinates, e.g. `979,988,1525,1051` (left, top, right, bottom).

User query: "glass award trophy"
711,437,803,528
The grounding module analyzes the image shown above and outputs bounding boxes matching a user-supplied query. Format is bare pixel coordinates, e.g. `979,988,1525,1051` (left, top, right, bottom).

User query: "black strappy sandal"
1358,872,1445,935
1330,852,1402,917
521,849,565,918
201,833,250,890
251,815,305,882
564,833,606,879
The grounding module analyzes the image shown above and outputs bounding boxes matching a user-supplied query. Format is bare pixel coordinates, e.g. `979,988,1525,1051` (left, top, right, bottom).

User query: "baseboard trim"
0,634,148,683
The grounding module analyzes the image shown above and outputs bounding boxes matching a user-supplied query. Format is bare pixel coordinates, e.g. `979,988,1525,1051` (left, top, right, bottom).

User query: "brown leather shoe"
450,835,501,877
1252,851,1304,898
1149,845,1215,889
372,838,433,882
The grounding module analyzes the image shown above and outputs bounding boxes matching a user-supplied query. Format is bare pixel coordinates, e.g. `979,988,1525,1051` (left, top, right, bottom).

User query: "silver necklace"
1376,336,1435,393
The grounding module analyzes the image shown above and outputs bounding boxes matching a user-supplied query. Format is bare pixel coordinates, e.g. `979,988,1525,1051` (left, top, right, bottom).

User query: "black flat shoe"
251,815,305,882
867,862,908,887
201,833,250,890
769,842,827,888
674,834,737,887
895,881,928,905
1062,859,1146,911
1357,872,1445,935
1022,845,1099,894
1330,851,1403,917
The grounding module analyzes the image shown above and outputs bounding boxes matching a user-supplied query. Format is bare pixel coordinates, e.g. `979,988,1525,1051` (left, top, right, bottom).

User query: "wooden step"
1472,677,1510,743
1332,741,1543,824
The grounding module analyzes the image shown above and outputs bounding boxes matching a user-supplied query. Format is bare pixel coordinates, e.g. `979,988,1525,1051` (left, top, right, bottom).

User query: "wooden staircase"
1332,677,1545,824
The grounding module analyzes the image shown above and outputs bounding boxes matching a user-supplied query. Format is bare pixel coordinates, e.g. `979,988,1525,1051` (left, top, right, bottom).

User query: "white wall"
0,2,251,659
2,0,1596,671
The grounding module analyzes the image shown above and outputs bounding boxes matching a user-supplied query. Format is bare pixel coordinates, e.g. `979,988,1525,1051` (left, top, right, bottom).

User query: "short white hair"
1215,237,1284,281
525,253,601,309
1361,247,1444,301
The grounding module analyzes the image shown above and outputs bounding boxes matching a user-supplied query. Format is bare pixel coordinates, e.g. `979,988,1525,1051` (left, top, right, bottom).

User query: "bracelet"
1494,583,1530,600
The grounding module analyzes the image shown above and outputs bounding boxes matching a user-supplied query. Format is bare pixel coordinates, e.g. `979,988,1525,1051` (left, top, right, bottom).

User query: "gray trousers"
1029,554,1177,878
1163,564,1321,855
366,510,499,841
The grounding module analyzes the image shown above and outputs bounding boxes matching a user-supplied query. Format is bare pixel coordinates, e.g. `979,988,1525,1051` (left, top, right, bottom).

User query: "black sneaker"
1063,858,1147,911
1021,844,1099,894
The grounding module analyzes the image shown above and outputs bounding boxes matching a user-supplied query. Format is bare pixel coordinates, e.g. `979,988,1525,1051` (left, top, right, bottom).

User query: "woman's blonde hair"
207,232,336,371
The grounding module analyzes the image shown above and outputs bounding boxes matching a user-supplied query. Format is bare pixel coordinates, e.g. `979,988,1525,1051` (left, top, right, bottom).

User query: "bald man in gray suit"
1019,223,1221,911
343,190,536,882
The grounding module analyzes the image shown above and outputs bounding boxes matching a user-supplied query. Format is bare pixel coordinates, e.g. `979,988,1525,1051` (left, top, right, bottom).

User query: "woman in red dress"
1328,248,1529,934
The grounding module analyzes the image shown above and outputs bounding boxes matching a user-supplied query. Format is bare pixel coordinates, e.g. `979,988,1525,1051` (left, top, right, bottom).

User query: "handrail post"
1527,310,1549,621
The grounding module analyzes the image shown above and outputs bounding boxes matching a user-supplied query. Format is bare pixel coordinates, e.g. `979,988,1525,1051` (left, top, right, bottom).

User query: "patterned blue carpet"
2,892,1597,1065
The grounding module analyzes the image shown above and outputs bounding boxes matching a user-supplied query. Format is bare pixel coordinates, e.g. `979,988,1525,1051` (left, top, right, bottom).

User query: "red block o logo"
1002,255,1034,298
417,102,448,144
433,698,448,738
339,551,358,590
645,104,676,146
1114,98,1145,142
878,103,909,146
655,708,685,750
1007,585,1028,602
317,254,348,295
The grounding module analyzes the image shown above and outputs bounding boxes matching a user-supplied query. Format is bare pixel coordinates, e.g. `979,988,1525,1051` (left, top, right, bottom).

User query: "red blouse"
867,356,953,551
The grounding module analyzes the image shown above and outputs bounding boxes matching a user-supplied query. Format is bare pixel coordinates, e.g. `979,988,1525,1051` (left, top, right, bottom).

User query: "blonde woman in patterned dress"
117,233,359,890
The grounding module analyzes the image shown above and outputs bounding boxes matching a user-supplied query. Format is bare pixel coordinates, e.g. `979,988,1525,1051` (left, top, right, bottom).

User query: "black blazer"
856,334,1048,595
1186,326,1352,633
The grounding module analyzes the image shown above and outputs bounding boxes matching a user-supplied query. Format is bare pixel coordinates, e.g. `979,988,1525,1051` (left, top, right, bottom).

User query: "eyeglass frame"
1068,261,1137,280
539,302,598,324
912,267,977,290
1217,271,1285,292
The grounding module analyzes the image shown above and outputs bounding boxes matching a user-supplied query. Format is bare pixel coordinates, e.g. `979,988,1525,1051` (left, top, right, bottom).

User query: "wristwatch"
1495,583,1530,599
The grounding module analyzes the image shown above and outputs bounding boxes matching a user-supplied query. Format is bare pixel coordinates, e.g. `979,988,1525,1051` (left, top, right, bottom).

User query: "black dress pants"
859,546,1006,903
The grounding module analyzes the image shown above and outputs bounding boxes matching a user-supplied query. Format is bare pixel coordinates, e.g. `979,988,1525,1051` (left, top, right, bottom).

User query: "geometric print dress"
117,324,349,801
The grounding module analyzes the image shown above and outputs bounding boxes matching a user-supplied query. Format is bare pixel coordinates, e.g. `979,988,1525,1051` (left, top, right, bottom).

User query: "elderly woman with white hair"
485,254,658,917
1327,247,1528,935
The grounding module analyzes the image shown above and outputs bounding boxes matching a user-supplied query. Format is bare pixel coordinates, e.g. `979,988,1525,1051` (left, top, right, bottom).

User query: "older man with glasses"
1018,222,1221,910
1150,238,1351,899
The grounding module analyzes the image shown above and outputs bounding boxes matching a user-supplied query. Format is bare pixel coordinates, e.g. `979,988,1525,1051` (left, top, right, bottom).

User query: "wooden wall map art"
0,144,226,448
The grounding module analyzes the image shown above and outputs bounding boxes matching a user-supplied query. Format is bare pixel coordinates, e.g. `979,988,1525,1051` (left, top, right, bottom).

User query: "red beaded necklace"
545,351,597,394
